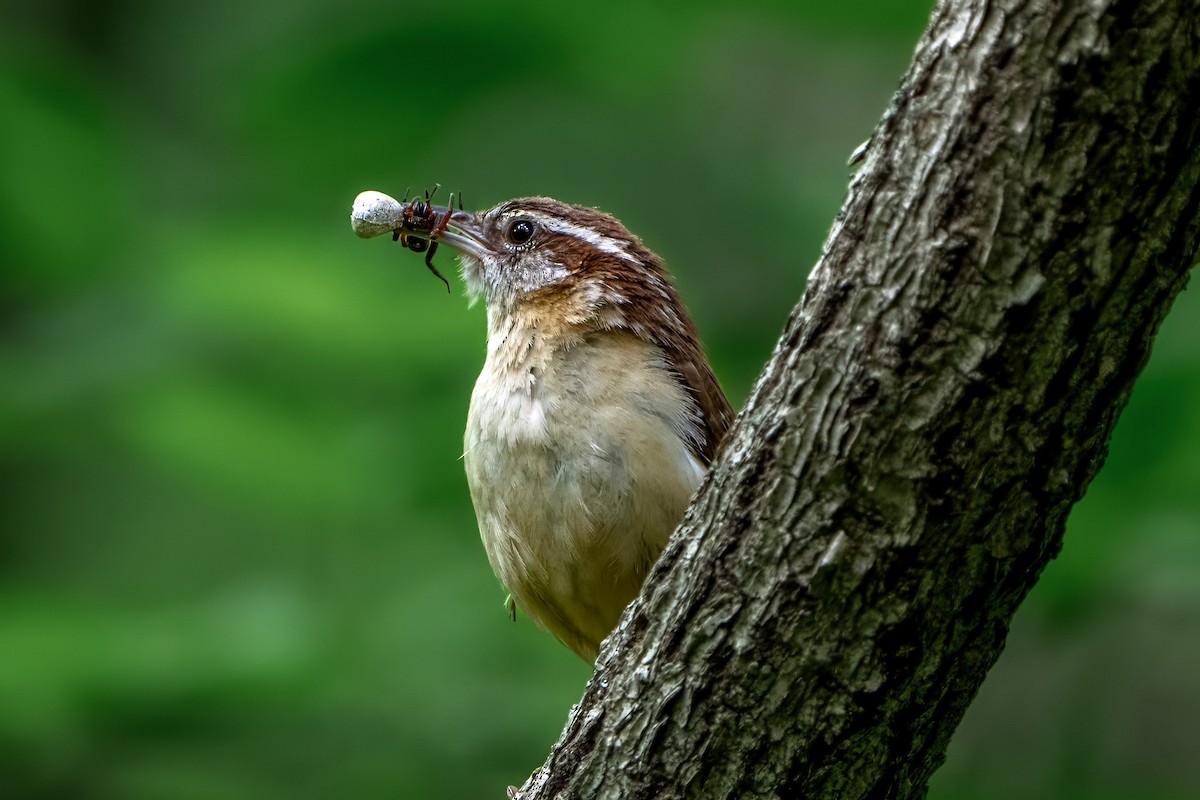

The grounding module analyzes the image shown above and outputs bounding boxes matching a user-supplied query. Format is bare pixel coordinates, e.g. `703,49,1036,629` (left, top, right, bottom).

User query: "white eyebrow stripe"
522,212,639,264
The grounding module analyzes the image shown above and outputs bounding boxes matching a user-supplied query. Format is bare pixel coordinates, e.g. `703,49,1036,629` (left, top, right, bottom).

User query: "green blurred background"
1,1,1197,798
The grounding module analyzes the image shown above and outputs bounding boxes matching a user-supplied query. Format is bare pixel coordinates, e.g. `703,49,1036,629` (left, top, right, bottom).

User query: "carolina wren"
352,192,732,661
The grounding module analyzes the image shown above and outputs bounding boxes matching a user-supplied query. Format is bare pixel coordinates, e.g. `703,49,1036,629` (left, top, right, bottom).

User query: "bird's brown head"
427,197,676,322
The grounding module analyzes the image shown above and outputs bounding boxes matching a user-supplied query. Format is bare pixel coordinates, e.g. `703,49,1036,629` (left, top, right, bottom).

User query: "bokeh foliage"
1,2,1197,798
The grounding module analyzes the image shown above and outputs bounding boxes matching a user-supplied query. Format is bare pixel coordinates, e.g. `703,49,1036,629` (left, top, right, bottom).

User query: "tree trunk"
515,0,1200,797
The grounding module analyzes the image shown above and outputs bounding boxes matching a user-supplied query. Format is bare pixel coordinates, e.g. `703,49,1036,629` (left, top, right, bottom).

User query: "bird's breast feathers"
462,326,705,658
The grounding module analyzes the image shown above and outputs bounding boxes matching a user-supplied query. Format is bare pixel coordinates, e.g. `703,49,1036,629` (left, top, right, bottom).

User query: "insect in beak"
389,185,460,292
351,186,467,293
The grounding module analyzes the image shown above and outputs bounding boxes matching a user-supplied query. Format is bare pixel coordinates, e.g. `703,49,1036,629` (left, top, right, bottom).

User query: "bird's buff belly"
464,397,704,661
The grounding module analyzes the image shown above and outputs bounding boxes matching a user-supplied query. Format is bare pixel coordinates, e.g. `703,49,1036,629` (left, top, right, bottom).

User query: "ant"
391,185,462,293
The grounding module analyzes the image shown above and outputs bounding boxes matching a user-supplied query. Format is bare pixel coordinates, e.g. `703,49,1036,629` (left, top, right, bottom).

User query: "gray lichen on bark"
515,0,1200,797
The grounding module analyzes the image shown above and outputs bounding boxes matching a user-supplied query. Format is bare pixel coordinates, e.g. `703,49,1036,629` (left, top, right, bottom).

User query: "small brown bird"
353,193,732,661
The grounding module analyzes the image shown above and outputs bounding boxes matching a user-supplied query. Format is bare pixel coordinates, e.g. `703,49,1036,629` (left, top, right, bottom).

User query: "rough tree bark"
515,0,1200,797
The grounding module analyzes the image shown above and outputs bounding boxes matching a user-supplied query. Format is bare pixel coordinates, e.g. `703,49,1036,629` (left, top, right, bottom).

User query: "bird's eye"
507,219,535,245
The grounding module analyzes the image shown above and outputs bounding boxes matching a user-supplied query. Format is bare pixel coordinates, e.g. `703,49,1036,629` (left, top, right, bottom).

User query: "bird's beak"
419,208,491,264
